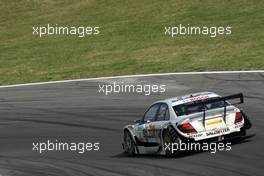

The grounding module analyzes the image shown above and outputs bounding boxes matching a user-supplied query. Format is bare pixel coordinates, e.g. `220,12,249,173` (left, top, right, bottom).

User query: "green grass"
0,0,263,85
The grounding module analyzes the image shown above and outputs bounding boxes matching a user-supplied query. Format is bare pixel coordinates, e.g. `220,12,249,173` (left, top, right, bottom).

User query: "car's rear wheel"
123,130,136,155
163,130,181,157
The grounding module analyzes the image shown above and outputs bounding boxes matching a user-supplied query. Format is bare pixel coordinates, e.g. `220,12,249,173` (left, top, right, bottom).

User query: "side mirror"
146,120,151,123
134,119,141,124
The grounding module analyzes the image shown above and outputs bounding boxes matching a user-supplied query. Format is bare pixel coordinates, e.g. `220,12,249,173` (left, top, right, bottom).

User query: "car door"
150,103,170,143
135,103,161,143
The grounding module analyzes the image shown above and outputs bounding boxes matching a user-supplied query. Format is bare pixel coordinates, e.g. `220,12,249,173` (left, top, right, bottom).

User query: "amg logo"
206,128,230,136
189,133,203,138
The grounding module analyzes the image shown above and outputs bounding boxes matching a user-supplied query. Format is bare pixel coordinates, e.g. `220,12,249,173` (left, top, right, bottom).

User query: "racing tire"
162,130,181,157
241,110,252,130
123,130,136,156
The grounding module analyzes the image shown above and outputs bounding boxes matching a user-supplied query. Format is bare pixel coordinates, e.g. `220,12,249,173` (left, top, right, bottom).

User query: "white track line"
0,70,263,89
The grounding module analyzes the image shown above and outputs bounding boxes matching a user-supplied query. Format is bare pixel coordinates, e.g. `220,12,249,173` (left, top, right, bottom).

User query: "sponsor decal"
206,128,230,136
148,124,156,130
190,95,209,102
143,124,161,138
189,133,203,138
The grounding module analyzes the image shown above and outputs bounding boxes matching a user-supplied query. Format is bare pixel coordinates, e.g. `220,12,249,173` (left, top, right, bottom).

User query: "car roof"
156,92,220,106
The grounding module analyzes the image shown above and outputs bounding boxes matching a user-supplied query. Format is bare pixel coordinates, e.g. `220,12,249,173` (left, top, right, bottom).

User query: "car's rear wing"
184,93,244,127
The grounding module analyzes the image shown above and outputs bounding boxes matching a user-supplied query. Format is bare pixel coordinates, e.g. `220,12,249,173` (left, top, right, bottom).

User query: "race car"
122,92,252,157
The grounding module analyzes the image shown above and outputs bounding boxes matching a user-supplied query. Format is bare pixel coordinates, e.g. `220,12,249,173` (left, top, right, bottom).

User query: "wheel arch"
123,127,137,144
160,123,189,142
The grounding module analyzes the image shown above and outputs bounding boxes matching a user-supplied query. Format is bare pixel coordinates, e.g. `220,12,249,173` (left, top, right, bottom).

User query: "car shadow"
113,134,256,159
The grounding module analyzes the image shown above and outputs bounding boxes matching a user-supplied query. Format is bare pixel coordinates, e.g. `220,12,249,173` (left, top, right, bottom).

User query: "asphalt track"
0,72,263,176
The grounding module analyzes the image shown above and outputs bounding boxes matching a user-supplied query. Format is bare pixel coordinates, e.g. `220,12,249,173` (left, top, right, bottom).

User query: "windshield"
173,100,229,116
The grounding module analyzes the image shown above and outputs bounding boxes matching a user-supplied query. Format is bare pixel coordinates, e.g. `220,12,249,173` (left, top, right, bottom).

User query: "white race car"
122,92,252,156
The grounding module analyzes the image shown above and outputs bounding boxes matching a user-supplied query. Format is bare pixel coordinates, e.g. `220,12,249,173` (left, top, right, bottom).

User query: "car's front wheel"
123,130,136,155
